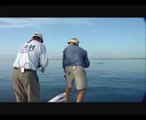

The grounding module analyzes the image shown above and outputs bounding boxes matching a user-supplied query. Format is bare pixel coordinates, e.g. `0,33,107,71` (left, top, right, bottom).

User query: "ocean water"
0,58,145,102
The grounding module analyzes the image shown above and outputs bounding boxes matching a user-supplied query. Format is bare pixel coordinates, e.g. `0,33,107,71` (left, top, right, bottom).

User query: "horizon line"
0,57,145,60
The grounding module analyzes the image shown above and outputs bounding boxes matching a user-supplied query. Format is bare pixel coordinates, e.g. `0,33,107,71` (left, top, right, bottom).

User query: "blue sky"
0,18,145,59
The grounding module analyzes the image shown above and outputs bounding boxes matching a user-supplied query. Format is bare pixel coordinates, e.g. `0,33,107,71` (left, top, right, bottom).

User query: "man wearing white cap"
62,38,90,102
12,32,49,102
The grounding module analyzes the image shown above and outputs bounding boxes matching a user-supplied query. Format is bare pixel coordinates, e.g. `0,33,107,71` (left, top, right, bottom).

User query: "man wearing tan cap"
62,38,90,102
12,32,49,102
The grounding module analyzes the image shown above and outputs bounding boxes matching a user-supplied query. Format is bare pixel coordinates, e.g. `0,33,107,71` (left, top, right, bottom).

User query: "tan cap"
68,38,79,45
32,32,43,42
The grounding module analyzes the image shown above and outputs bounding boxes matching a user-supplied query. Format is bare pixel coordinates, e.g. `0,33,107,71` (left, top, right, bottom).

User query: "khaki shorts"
64,66,87,90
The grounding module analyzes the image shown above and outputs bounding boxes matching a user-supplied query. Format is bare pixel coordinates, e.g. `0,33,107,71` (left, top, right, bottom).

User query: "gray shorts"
64,66,87,90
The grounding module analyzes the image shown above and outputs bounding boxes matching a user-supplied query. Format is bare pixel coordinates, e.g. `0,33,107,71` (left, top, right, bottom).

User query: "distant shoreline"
89,58,146,60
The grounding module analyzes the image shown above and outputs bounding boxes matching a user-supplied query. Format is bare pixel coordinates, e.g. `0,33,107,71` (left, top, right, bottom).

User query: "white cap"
32,32,43,42
68,38,79,45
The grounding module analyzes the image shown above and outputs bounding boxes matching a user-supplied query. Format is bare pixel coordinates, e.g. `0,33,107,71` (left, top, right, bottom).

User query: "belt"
14,67,36,72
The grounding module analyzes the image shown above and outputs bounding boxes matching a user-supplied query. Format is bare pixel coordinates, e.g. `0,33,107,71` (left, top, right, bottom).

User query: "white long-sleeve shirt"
13,40,48,71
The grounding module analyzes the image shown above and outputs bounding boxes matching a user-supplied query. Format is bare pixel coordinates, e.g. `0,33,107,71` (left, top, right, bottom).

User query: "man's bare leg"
76,89,85,102
66,87,71,102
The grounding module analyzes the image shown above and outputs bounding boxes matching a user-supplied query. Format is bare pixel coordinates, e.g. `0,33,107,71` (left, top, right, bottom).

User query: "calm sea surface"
0,58,145,102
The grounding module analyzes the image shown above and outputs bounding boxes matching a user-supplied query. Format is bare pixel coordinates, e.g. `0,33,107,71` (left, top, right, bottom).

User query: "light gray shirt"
13,40,48,71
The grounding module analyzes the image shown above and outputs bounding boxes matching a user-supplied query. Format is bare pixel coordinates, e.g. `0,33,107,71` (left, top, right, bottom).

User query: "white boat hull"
48,92,67,103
